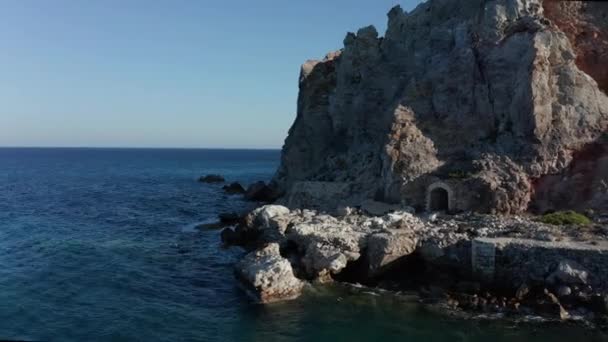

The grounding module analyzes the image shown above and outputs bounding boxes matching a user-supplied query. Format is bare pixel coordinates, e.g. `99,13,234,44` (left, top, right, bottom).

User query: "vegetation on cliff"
538,211,592,226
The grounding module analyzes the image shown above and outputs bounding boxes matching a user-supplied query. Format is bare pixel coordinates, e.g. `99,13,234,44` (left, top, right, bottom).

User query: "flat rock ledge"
226,205,608,322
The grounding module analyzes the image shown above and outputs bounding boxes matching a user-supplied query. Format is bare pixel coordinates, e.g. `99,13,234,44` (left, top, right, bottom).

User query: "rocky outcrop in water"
244,181,280,202
235,243,304,303
229,0,608,325
223,182,246,194
273,0,608,215
199,174,225,183
230,205,608,320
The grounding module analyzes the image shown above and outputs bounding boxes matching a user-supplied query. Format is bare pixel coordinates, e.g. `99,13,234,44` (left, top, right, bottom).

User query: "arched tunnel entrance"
426,182,453,212
429,188,449,212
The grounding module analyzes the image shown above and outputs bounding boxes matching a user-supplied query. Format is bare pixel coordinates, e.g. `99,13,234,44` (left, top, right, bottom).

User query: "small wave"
181,219,218,233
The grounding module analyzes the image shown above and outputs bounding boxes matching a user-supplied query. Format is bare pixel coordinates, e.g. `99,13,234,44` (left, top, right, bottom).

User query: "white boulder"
546,260,590,285
235,243,304,303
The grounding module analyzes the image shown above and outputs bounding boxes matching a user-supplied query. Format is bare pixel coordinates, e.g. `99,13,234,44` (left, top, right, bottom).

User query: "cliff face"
543,0,608,94
531,133,608,214
274,0,608,214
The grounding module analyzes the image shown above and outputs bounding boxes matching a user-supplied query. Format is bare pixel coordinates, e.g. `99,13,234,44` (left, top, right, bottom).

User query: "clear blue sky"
0,0,422,149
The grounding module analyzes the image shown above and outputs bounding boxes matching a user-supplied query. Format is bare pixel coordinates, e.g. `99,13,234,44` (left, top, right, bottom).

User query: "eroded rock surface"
230,205,608,314
544,0,608,94
547,260,590,286
367,231,418,277
229,0,608,319
235,243,304,303
287,217,369,279
531,134,608,214
273,0,608,214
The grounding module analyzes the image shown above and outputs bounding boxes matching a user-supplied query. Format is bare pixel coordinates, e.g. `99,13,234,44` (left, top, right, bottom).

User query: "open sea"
0,148,606,341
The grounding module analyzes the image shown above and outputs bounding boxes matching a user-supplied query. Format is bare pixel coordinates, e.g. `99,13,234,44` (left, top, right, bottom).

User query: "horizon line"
0,145,282,151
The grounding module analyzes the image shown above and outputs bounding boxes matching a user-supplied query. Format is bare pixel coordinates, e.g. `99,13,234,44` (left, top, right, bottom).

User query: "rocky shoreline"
207,0,608,328
220,204,608,326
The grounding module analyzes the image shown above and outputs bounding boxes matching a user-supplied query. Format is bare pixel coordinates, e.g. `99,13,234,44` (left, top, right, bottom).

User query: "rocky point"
224,0,608,326
272,0,607,215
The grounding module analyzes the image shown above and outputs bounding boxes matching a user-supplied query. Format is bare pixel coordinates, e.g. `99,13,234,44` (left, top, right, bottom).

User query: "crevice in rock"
371,252,429,289
332,253,370,284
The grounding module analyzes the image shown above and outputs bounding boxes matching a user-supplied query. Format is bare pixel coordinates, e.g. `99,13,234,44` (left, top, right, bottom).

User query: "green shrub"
538,211,592,226
448,170,470,179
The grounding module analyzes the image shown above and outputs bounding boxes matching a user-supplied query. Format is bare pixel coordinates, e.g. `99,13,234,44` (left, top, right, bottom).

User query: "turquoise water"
0,148,605,341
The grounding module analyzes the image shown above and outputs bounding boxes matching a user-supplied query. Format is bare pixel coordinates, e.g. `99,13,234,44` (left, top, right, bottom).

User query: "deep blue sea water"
0,148,606,341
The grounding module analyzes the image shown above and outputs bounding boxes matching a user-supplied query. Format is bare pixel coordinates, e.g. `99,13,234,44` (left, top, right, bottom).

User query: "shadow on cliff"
530,133,608,214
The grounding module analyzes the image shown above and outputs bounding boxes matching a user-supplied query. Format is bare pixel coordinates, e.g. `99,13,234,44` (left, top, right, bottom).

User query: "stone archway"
426,182,453,212
429,188,449,211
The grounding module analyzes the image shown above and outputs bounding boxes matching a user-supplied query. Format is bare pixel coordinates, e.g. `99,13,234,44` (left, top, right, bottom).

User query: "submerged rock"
222,182,246,194
198,212,243,232
219,212,242,225
221,227,240,245
198,174,225,183
245,181,280,202
235,243,304,303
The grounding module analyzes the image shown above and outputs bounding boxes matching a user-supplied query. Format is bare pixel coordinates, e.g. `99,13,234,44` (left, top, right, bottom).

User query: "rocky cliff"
543,0,608,94
273,0,608,214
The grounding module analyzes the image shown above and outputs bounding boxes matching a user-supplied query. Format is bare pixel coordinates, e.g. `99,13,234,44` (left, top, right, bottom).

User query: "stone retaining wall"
471,238,608,290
